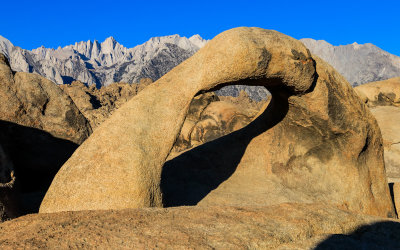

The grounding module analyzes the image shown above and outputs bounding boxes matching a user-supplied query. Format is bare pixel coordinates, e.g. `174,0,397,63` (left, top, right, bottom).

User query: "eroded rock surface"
40,27,395,218
2,203,400,249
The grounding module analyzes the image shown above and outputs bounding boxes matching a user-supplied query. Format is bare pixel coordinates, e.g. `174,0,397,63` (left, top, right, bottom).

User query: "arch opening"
162,79,295,207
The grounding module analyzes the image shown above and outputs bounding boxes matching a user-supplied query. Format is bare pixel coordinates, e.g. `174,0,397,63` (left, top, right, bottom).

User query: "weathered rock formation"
60,79,152,128
355,77,400,216
0,53,92,216
2,203,400,249
40,27,395,218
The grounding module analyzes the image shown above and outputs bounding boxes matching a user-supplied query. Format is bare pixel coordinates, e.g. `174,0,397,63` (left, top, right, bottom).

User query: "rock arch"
40,27,395,217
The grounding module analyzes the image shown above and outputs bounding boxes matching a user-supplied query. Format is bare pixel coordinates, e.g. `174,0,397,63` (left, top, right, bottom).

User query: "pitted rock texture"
40,27,395,218
185,101,255,147
2,203,400,249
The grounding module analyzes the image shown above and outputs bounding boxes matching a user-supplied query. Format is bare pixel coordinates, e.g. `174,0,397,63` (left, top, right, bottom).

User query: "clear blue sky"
1,0,399,55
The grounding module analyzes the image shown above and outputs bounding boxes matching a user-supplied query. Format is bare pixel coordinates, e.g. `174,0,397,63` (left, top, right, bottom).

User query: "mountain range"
0,34,206,88
1,34,400,100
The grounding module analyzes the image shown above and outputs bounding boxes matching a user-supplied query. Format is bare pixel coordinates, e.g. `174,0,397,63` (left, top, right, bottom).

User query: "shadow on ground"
315,221,400,249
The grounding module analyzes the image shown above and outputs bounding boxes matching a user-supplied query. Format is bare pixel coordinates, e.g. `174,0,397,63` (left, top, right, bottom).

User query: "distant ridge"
1,34,400,100
301,38,400,86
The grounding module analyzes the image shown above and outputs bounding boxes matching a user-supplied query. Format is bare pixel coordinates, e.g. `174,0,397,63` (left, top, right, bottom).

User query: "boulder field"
39,27,395,219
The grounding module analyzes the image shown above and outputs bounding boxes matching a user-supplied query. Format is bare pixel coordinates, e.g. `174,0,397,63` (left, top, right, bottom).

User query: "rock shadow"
161,88,289,206
0,120,79,214
87,92,102,109
315,221,400,249
61,75,75,85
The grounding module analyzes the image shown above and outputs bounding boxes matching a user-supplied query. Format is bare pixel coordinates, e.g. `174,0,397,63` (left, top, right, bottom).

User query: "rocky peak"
100,36,119,54
0,35,13,58
189,34,208,49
